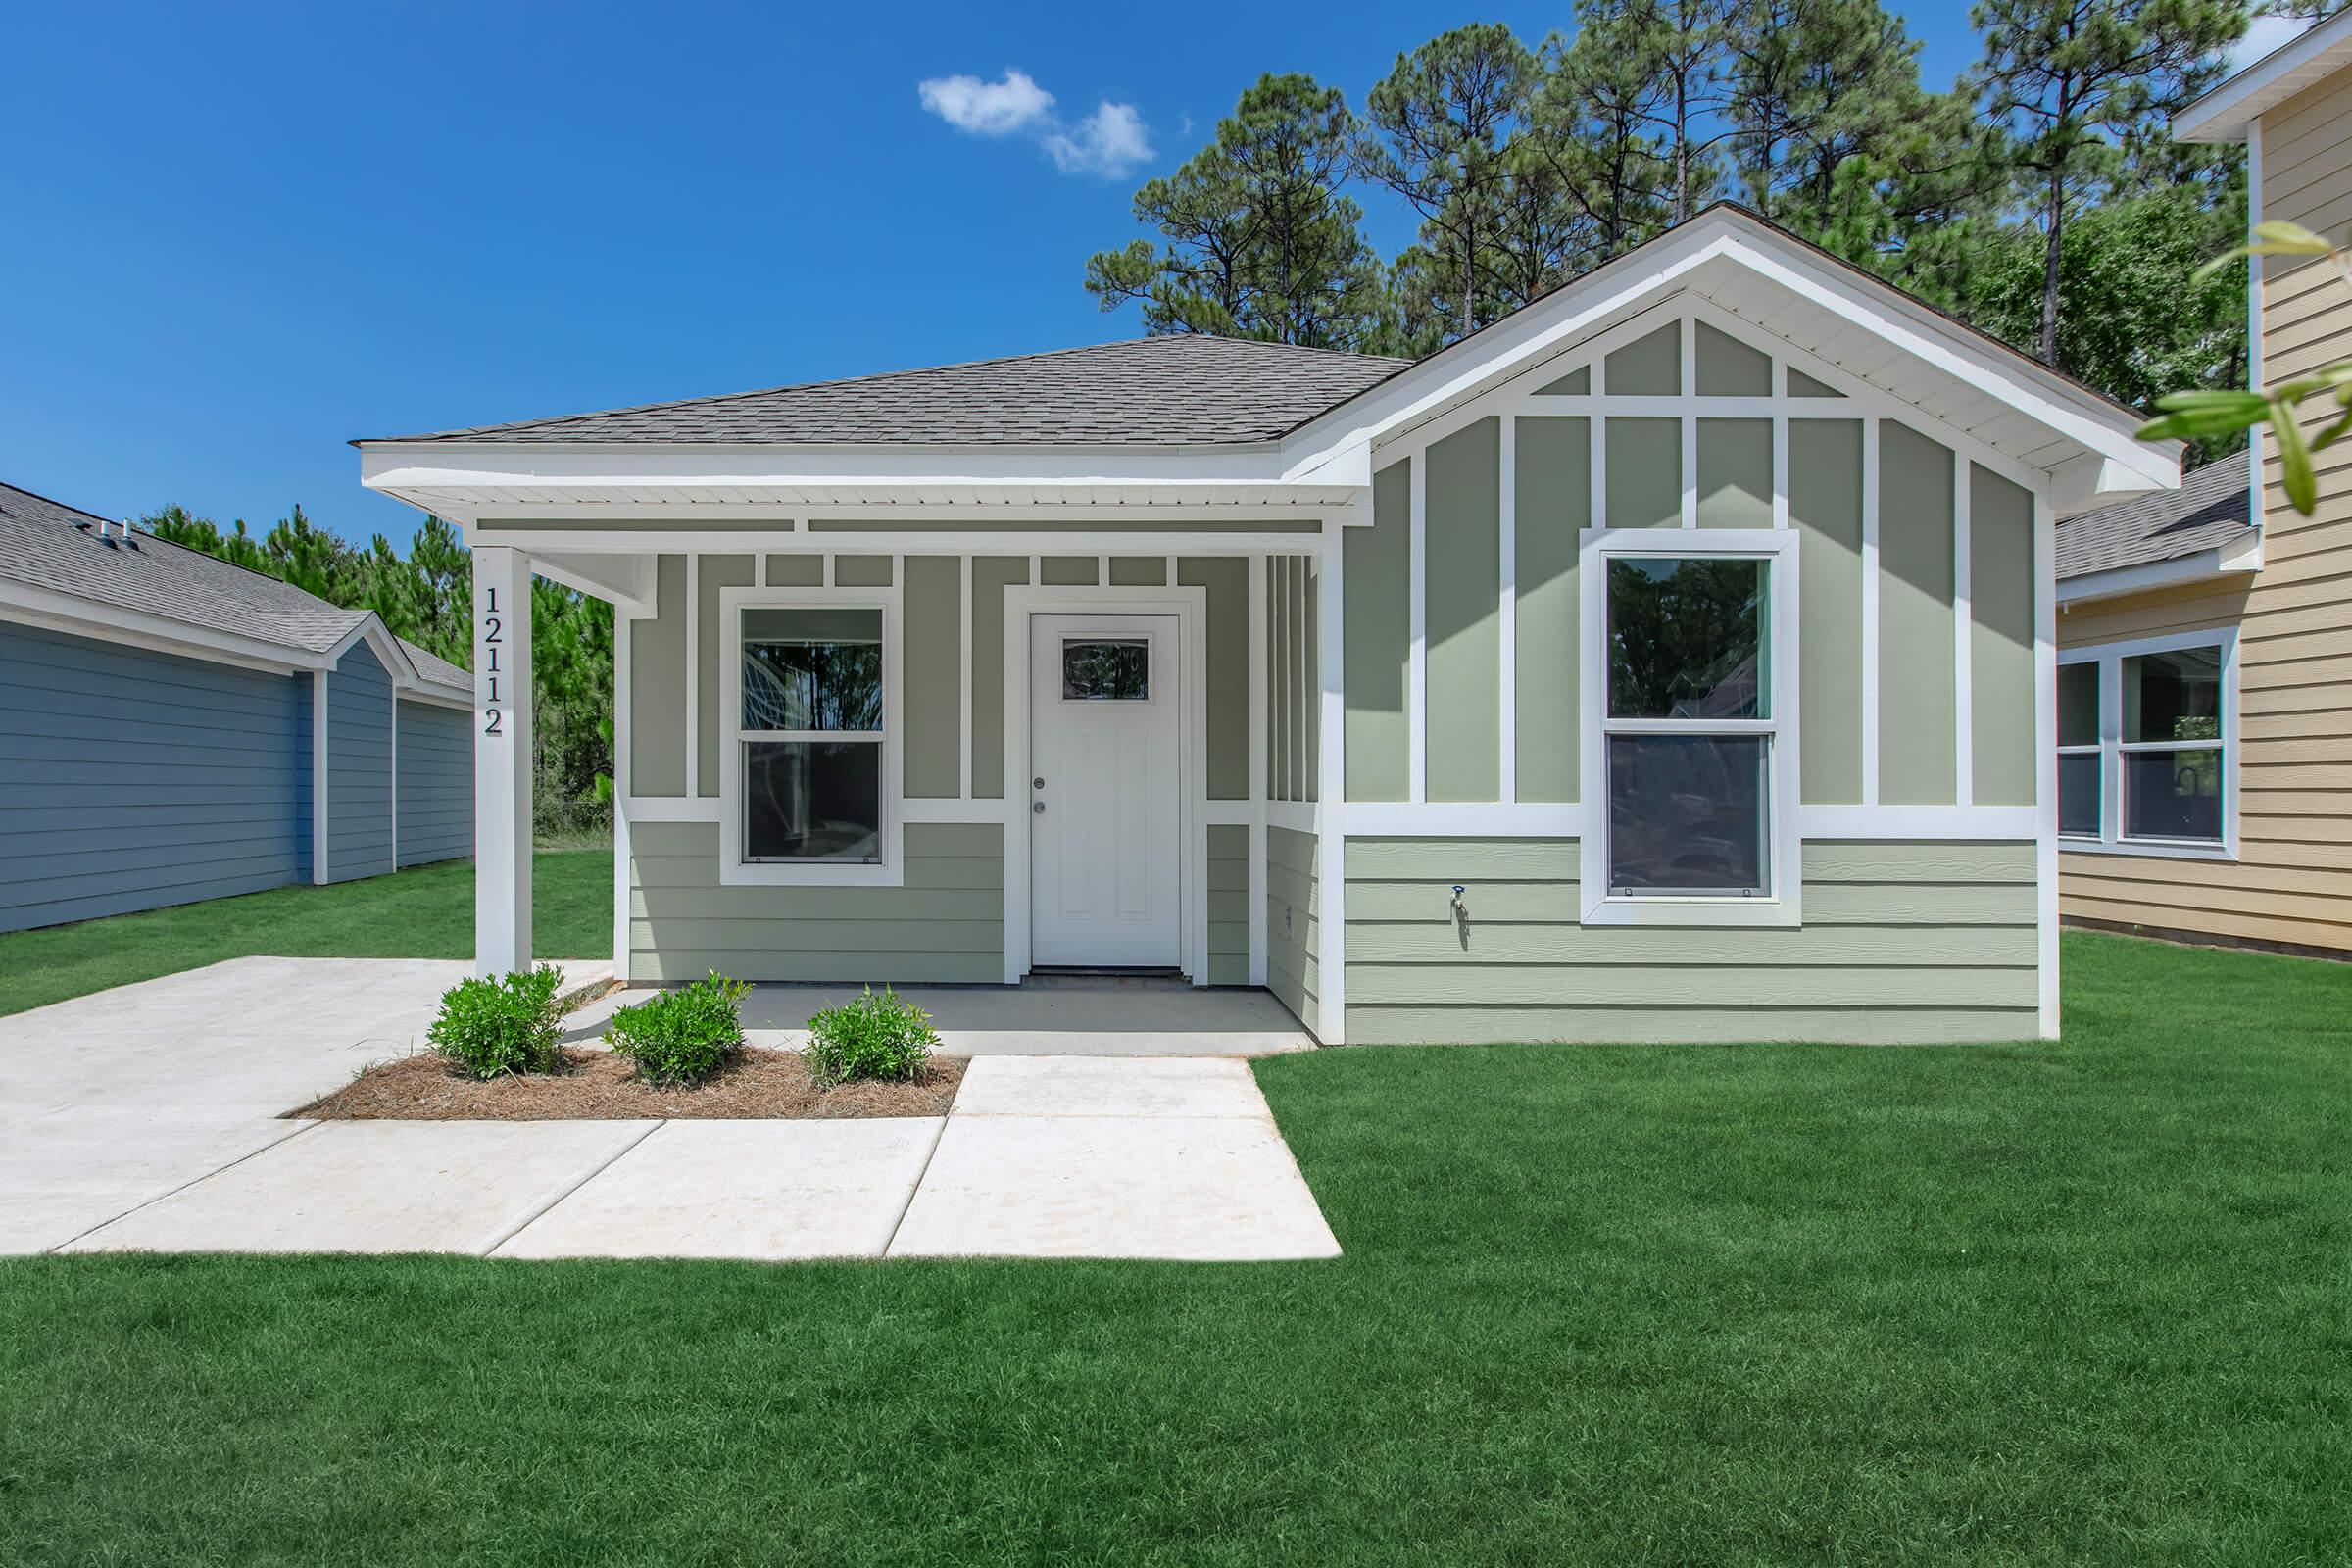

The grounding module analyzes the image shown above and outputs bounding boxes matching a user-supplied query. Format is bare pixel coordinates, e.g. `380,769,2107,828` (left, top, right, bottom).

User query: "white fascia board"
1711,232,2183,496
0,579,314,676
2174,11,2352,142
359,441,1304,497
2057,539,2262,608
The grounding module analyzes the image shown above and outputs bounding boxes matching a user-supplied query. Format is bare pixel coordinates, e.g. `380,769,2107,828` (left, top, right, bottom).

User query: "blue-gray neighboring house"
0,480,476,934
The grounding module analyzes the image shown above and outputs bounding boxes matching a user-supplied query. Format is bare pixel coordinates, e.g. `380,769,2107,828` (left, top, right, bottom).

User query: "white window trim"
717,583,905,887
2055,627,2238,861
1578,526,1803,926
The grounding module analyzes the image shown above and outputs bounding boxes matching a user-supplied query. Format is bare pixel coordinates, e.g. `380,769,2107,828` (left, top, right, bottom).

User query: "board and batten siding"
2050,72,2352,955
1266,825,1319,1025
1344,318,2041,812
323,638,394,883
395,698,472,867
1346,838,2039,1044
633,550,1258,805
0,619,310,933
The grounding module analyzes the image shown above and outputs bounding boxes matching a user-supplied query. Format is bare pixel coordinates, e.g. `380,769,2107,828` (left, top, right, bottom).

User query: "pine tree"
1972,0,2248,365
1358,25,1539,342
1085,74,1387,349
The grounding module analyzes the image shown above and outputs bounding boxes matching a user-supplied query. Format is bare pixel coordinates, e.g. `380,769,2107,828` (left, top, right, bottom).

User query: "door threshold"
1023,966,1188,988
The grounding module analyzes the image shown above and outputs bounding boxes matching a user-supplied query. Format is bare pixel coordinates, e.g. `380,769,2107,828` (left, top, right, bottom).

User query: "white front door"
1028,613,1182,968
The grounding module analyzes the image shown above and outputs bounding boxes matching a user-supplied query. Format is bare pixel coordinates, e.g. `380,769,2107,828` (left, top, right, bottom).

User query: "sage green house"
361,206,2179,1045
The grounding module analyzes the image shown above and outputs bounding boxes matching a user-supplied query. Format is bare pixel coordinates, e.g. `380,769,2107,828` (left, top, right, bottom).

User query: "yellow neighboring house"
2056,10,2352,956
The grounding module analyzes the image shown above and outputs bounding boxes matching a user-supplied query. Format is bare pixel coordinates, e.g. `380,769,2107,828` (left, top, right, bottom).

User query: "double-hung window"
720,595,899,885
2056,632,2233,857
1583,531,1797,925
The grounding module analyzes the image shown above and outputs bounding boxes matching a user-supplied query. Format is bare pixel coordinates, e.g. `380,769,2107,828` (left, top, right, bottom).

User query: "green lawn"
2,931,2346,1564
0,851,611,1017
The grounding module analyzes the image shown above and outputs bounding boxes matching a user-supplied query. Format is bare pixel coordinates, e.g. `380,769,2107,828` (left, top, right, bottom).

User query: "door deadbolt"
1033,777,1045,789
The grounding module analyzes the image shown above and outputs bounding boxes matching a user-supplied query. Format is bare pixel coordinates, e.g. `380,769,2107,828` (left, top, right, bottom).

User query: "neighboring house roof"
398,638,471,693
369,334,1414,448
2176,9,2352,142
2056,458,2254,580
0,481,469,697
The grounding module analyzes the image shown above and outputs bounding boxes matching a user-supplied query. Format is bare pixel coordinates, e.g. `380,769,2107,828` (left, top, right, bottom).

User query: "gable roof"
2176,9,2352,142
2056,459,2253,580
361,204,2180,524
0,481,469,696
367,335,1412,448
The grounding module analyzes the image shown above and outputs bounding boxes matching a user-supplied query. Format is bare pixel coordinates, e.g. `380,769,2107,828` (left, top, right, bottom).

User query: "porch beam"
473,546,533,977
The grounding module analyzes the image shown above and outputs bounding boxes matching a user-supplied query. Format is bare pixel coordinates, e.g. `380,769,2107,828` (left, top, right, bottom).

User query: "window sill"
2059,837,2234,863
717,859,905,889
1581,891,1803,928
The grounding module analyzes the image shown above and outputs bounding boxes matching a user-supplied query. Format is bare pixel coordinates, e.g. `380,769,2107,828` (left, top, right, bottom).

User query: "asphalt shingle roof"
2056,460,2254,581
368,335,1414,447
0,481,468,694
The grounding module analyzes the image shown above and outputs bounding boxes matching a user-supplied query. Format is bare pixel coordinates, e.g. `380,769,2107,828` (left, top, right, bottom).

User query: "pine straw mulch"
291,1046,966,1121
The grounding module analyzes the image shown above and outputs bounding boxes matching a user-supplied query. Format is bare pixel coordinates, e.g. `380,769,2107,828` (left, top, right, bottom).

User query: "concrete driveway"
4,959,1339,1262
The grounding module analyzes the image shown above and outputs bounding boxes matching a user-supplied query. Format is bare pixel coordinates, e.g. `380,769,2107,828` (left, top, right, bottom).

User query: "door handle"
1033,801,1046,814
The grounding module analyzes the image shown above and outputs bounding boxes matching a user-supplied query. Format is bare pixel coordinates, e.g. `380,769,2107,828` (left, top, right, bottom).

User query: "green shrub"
605,971,751,1087
426,966,566,1079
805,986,937,1087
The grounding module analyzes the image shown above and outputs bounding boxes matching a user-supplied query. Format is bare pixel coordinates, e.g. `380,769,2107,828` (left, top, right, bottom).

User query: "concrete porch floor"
567,977,1316,1057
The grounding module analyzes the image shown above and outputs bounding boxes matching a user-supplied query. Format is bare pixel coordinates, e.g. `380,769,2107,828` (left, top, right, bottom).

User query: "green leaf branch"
2138,221,2352,514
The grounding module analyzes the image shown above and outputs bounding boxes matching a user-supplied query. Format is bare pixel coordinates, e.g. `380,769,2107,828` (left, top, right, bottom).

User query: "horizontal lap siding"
1266,825,1318,1029
1207,823,1250,985
628,820,1004,983
0,620,306,931
324,641,392,882
2050,84,2352,954
396,700,471,867
1344,838,2037,1045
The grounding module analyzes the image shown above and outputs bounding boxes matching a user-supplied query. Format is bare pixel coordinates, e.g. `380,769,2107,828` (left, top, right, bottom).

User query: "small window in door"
1062,639,1149,701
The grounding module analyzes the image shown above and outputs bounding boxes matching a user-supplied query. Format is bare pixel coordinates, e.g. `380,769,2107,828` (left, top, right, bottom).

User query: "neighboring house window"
1604,556,1774,896
1579,528,1797,926
740,607,885,862
2056,631,2235,857
718,590,901,887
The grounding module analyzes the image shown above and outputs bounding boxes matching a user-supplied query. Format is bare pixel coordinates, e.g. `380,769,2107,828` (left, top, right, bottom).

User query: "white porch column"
473,546,533,977
1316,515,1348,1045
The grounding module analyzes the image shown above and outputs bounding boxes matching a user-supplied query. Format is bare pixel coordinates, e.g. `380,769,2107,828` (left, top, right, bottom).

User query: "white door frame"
1003,584,1209,986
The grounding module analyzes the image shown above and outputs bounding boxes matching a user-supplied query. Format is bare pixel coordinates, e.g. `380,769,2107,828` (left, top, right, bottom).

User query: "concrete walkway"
6,959,1339,1263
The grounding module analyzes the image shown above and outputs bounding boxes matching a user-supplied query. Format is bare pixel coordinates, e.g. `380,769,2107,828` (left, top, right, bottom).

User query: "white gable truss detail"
1278,208,2179,515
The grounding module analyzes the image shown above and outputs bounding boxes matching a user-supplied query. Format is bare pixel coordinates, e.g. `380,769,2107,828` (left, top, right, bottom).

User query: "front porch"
589,975,1313,1057
444,525,1348,1042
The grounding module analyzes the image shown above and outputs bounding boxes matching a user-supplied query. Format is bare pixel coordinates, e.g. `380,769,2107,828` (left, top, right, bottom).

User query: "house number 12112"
481,586,505,736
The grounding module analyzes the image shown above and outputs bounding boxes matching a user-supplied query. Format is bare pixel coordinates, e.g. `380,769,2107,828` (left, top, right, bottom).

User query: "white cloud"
916,68,1153,179
1043,102,1154,178
917,69,1055,137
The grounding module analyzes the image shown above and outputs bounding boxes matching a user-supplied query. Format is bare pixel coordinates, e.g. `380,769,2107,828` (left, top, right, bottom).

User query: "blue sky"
1,3,1999,547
